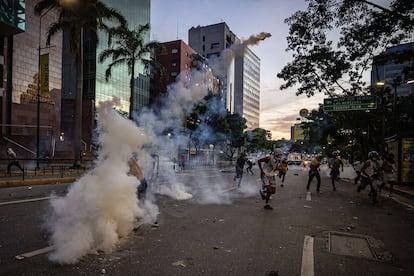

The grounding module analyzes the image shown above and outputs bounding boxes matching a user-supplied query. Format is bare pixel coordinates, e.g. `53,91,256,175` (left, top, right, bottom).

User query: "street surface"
0,166,413,275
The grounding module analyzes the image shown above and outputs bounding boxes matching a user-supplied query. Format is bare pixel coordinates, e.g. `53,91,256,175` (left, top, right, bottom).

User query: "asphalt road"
0,166,413,275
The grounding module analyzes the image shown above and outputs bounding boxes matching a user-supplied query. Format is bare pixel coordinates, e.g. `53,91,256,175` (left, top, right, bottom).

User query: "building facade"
234,47,260,129
152,40,195,104
94,0,151,113
189,22,238,111
1,0,62,158
61,0,151,156
372,42,414,97
189,22,261,129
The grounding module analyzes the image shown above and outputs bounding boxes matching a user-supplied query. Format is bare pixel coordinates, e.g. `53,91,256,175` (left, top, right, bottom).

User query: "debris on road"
27,186,32,190
213,246,220,249
172,260,186,268
101,269,106,274
353,216,359,220
304,205,312,208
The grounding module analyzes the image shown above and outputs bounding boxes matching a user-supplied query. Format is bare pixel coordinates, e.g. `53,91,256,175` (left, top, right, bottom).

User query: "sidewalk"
0,173,80,189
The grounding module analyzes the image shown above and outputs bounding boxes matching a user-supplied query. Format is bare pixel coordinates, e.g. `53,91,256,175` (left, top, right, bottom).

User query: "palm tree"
99,24,162,119
35,0,126,166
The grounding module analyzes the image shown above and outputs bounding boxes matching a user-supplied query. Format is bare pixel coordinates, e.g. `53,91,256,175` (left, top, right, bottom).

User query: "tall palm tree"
35,0,126,166
99,24,162,119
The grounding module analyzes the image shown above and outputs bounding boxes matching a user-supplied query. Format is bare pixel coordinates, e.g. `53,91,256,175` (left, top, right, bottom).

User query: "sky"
151,0,331,139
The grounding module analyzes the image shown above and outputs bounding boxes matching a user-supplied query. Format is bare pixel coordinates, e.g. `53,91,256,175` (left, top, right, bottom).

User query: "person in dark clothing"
246,159,254,175
234,152,247,187
307,155,323,192
328,151,343,191
6,148,24,175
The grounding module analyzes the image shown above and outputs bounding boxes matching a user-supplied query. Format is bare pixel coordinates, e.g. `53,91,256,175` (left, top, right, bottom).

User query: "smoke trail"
47,31,271,264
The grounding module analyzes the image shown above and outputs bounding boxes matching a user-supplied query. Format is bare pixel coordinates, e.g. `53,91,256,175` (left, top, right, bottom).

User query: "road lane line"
0,196,54,206
301,235,314,276
222,187,238,193
306,191,312,201
15,245,55,259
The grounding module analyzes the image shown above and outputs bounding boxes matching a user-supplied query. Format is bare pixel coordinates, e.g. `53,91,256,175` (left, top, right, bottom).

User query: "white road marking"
0,196,54,206
301,235,314,276
306,191,312,201
222,187,238,193
15,245,55,259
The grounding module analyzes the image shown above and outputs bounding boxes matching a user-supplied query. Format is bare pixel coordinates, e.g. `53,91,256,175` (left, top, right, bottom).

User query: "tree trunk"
74,28,84,166
129,58,135,120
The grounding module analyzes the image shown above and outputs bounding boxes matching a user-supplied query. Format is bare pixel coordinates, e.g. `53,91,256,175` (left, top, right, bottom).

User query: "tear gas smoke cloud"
46,31,271,264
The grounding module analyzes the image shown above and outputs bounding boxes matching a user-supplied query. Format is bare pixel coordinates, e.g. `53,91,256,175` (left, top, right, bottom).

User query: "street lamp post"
36,6,55,169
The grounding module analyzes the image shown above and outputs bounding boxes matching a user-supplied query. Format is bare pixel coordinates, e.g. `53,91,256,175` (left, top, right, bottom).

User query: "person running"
328,151,343,191
258,150,280,210
358,151,382,204
277,159,288,187
6,147,24,175
307,155,323,193
352,153,363,185
382,153,396,197
128,157,148,199
246,159,254,175
234,152,247,187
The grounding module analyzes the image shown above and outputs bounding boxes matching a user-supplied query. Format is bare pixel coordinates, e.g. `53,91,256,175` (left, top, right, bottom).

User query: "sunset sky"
151,0,369,139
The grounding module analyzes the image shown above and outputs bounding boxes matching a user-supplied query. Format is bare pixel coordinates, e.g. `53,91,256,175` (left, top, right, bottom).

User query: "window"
202,45,205,52
171,48,178,54
202,36,205,42
211,42,220,49
172,63,177,67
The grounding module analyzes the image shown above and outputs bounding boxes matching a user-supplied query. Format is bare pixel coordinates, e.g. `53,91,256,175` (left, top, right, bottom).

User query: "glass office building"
95,0,150,113
0,0,25,34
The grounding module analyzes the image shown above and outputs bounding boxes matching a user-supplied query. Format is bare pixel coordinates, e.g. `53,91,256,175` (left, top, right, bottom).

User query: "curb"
341,178,414,201
0,177,77,189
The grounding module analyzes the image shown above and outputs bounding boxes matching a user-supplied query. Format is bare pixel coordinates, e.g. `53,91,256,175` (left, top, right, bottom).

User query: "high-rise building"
1,0,63,158
234,48,260,129
371,42,414,97
152,40,195,104
189,22,238,112
94,0,151,113
61,0,151,156
188,22,261,129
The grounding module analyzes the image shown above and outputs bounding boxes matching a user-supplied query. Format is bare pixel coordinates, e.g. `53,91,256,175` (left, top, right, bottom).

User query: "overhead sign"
323,96,377,112
40,54,49,96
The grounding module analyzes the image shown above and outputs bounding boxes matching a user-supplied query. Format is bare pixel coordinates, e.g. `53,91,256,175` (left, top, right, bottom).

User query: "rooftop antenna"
176,19,179,40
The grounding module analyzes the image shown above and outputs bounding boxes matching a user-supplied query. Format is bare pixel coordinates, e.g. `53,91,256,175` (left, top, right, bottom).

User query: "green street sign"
323,96,377,112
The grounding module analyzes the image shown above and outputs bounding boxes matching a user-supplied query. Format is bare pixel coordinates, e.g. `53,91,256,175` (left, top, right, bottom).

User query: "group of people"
306,151,344,193
305,149,396,205
234,148,288,210
354,151,396,204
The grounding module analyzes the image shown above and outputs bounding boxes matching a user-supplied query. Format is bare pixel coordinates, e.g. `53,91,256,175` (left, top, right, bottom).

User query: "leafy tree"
278,0,414,97
245,128,272,152
99,24,162,118
35,0,126,165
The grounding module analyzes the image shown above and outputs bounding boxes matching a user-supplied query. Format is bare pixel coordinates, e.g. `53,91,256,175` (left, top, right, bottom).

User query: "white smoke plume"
210,32,272,76
46,31,271,264
47,98,148,263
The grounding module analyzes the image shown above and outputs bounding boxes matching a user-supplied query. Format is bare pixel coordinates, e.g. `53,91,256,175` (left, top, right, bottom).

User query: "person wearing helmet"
358,151,382,204
258,148,281,210
307,155,323,193
328,151,343,191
